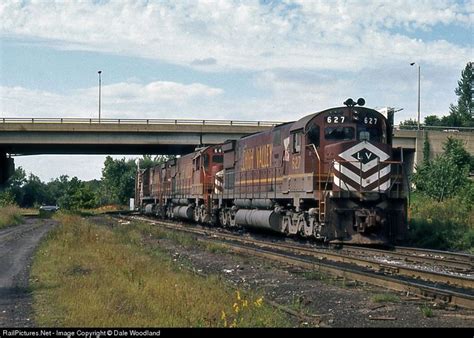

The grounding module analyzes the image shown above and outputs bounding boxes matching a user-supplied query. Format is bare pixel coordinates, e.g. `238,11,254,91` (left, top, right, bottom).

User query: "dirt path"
0,217,56,327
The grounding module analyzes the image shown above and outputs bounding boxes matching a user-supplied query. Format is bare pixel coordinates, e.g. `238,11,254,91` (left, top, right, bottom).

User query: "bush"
408,192,474,253
0,205,23,229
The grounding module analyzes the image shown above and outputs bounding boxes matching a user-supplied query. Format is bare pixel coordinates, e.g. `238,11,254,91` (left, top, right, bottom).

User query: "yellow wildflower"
254,296,264,307
242,299,248,308
221,310,226,321
233,302,240,313
236,290,241,301
230,319,238,328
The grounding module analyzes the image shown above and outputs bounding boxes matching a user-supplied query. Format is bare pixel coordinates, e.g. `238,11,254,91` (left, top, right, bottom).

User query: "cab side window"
292,133,301,153
307,124,320,147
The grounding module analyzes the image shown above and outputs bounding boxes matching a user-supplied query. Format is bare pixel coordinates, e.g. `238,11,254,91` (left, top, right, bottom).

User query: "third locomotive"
136,99,408,245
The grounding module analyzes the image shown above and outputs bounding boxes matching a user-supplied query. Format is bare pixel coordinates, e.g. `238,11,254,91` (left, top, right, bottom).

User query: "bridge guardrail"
394,125,474,132
0,117,281,127
0,118,472,132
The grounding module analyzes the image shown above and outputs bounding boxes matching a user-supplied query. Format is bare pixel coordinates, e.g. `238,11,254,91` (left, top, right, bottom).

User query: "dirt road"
0,217,56,327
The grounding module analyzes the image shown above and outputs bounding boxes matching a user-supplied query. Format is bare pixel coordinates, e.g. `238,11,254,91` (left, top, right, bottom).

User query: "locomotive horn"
357,98,365,106
343,98,355,107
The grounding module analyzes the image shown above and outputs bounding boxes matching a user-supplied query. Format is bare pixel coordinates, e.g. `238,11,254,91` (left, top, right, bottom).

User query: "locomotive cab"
298,101,407,244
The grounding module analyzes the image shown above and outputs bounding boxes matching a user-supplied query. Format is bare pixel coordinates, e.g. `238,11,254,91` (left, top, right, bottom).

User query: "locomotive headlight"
352,109,360,121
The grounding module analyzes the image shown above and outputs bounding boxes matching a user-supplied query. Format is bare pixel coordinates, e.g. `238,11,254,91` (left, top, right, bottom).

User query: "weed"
0,205,23,229
371,293,400,303
30,214,290,327
420,304,434,318
302,271,325,281
204,242,228,254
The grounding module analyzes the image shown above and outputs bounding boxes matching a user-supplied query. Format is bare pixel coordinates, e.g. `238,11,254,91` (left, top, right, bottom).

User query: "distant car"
39,205,60,212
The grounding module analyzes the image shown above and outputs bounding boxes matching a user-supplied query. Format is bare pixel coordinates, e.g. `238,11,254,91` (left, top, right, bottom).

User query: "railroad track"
118,214,474,309
338,246,472,275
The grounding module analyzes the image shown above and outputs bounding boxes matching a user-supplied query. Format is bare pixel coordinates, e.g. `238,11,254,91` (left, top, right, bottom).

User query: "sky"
0,0,472,182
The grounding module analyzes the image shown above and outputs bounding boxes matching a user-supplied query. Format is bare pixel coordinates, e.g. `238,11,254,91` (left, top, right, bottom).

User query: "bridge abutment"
0,153,14,186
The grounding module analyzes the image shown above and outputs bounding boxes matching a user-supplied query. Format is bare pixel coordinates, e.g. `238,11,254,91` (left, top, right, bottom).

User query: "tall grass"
0,205,23,229
30,214,289,327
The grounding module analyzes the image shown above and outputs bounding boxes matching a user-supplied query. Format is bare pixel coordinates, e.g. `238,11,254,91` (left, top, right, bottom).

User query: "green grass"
371,293,400,303
302,270,327,281
0,205,23,229
30,214,290,327
419,304,434,318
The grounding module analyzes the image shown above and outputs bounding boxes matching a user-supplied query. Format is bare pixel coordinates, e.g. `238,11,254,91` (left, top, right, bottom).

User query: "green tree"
412,155,468,202
412,136,471,201
422,134,430,164
443,63,473,127
57,177,97,210
399,118,418,129
2,167,27,205
0,190,16,207
424,115,441,126
138,155,174,169
22,173,49,207
100,156,137,205
100,155,174,206
442,137,473,171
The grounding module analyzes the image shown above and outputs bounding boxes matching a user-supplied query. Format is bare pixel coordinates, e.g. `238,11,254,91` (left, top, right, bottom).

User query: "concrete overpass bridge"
0,117,472,183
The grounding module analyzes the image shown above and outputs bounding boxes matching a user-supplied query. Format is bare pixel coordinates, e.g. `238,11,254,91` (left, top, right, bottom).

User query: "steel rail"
125,215,473,306
214,240,474,310
339,246,472,272
393,246,473,265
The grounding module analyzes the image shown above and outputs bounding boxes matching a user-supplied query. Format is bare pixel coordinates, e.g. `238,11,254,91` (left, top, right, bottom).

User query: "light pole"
410,62,420,130
98,70,102,123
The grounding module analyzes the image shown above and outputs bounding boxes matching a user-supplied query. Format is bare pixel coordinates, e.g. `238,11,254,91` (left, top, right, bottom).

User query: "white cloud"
1,0,471,72
0,80,224,119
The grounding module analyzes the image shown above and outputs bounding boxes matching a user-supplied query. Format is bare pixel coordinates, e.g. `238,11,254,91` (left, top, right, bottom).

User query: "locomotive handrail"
0,117,282,127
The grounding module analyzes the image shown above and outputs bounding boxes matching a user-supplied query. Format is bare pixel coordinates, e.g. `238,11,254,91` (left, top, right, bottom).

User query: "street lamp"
98,70,102,123
410,62,420,130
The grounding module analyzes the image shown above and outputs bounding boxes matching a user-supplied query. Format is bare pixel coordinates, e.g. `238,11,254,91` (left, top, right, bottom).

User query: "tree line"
0,155,171,209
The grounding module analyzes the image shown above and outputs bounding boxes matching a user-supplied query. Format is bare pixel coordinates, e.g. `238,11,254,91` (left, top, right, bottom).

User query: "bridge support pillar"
413,130,425,170
0,153,14,186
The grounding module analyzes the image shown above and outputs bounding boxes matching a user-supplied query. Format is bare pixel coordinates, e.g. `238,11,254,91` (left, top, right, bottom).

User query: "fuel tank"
235,209,283,232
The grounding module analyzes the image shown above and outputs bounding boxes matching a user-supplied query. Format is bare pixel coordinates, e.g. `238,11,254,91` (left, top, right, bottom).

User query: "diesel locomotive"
136,99,408,245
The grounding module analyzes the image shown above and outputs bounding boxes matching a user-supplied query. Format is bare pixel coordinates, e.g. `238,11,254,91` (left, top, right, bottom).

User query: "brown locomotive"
136,99,408,245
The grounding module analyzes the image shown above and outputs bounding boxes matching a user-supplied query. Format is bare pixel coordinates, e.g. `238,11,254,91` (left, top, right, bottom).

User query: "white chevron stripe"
333,175,358,191
334,162,391,188
372,179,391,191
338,142,390,172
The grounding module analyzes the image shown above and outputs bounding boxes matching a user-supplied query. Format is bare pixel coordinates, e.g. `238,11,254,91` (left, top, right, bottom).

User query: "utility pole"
410,62,421,130
98,70,102,123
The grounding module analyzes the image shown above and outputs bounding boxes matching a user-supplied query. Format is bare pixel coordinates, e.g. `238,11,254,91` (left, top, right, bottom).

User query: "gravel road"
0,217,56,327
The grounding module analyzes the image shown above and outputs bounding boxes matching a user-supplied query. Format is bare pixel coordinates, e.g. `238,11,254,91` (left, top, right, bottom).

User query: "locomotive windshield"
212,155,223,163
324,126,354,140
357,125,383,142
